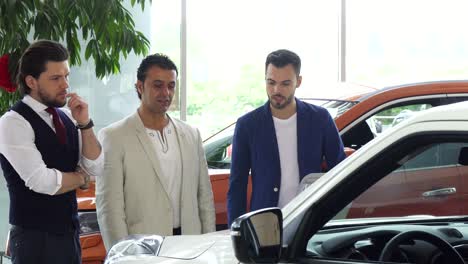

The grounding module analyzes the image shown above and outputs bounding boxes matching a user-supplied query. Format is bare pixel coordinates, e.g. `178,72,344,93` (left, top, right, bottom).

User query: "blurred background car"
391,109,414,127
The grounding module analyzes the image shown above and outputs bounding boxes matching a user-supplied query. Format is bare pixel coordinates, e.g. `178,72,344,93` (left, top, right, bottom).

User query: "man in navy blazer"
227,49,346,225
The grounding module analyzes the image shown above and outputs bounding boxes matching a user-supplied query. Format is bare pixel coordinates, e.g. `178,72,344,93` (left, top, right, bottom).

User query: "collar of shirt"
22,95,49,115
22,95,75,127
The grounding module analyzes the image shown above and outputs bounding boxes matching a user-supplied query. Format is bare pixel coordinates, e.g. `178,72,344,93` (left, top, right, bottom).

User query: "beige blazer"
96,112,215,250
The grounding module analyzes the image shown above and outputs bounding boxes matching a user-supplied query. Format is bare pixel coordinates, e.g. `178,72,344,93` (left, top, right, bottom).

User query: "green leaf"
0,0,151,86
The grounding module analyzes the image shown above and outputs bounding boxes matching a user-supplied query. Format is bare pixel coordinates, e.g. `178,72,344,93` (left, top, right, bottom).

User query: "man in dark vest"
0,40,103,263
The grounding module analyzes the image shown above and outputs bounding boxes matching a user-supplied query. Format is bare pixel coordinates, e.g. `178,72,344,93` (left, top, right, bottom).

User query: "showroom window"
186,0,340,137
67,0,468,138
346,0,468,88
69,0,340,139
69,0,181,133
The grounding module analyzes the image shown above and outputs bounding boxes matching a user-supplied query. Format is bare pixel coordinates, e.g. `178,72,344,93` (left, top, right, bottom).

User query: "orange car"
7,81,468,263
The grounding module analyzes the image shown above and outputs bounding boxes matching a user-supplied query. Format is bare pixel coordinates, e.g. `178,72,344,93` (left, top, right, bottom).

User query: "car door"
402,143,466,216
345,142,466,219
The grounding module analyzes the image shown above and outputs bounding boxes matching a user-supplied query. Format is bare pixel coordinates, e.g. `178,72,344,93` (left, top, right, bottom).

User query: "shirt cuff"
52,169,62,195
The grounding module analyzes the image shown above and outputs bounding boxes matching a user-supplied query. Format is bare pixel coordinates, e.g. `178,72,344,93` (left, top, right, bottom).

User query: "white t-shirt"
273,113,300,208
145,120,182,228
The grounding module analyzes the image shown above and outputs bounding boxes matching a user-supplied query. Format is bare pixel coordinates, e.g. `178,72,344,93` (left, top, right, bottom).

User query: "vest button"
273,187,278,192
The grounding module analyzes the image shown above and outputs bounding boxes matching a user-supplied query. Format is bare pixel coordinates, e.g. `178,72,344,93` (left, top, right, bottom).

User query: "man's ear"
136,80,143,94
296,75,302,88
25,75,37,90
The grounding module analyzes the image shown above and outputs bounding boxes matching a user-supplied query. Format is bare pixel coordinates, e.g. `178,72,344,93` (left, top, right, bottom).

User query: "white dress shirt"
0,95,103,195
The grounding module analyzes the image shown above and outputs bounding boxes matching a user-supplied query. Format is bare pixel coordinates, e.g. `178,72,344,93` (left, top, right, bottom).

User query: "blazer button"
273,187,278,192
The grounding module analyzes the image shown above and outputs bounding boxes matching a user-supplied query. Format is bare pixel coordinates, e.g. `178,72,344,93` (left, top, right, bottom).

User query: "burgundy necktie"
46,107,67,145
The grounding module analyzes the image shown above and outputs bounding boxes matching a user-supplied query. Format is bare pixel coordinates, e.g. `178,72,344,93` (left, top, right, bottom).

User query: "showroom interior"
2,0,468,263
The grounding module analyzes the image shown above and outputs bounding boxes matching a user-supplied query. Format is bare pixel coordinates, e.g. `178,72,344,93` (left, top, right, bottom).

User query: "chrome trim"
422,187,456,197
230,231,241,237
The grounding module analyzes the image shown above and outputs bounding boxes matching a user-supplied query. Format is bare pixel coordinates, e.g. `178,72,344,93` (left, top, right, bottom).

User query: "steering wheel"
379,230,464,263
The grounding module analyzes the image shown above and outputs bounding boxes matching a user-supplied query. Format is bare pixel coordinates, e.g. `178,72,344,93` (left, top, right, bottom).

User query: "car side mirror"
459,147,468,165
231,208,283,263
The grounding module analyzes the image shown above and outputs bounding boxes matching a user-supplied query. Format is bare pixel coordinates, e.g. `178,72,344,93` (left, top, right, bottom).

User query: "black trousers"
9,225,81,264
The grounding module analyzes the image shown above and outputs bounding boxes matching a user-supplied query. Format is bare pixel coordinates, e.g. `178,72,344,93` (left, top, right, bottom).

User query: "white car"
105,101,468,264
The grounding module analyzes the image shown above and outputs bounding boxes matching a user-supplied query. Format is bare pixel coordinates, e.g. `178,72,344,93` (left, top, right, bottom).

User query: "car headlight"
104,235,164,263
78,211,100,234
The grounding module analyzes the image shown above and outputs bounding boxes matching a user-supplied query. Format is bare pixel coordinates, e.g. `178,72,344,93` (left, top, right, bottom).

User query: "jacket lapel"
262,102,282,188
130,112,171,198
295,99,307,180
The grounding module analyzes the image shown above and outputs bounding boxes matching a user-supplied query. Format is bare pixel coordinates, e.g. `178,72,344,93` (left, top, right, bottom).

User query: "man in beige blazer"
96,54,215,251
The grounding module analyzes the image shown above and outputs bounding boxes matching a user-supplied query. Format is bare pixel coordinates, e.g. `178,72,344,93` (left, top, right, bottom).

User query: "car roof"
335,80,468,130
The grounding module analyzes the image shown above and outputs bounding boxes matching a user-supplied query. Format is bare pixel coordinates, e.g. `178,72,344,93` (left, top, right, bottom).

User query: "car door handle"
422,187,457,197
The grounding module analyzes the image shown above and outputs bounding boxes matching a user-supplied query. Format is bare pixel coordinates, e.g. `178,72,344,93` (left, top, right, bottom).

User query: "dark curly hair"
265,49,301,76
136,53,178,99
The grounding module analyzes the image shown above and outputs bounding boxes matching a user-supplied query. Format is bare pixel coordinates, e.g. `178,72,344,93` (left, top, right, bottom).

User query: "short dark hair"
265,49,301,76
16,40,69,96
136,53,178,99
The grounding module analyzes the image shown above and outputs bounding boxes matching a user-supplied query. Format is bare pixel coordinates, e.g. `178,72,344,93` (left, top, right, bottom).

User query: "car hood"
105,230,237,264
158,231,229,259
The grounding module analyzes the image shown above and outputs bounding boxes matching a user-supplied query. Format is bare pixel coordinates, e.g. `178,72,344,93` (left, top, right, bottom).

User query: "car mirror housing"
230,208,283,263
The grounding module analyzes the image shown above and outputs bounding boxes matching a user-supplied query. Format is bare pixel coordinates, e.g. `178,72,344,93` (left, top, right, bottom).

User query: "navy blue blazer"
227,98,346,225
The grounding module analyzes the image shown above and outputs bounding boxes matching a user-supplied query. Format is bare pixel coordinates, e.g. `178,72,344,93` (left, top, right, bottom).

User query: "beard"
269,94,294,110
37,85,66,108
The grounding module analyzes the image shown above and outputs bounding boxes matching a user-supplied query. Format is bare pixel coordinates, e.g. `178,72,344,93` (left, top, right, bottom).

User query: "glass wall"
70,0,340,139
346,0,468,88
28,0,468,140
69,0,181,133
186,0,340,137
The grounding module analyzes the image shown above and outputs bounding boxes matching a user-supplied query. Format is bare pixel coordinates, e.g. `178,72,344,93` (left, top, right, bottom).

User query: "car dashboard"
307,222,468,263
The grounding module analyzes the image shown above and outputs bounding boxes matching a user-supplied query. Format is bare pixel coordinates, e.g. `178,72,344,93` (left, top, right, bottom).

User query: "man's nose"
272,84,281,93
61,78,69,89
161,86,170,96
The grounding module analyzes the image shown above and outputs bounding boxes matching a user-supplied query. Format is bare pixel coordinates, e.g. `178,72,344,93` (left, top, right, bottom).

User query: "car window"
342,102,434,149
332,141,468,221
377,103,432,131
203,124,234,169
